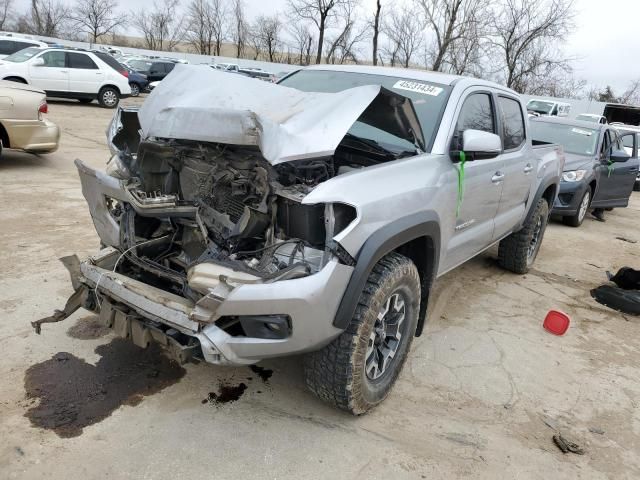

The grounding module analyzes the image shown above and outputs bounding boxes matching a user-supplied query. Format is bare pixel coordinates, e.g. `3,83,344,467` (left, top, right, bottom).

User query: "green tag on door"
456,151,466,217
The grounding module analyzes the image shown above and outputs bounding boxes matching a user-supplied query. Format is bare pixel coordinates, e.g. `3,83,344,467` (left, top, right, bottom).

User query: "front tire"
498,198,549,274
563,189,591,227
304,252,420,415
98,86,119,108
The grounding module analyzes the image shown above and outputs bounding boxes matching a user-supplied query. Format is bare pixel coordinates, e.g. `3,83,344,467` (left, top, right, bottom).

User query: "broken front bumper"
40,247,352,366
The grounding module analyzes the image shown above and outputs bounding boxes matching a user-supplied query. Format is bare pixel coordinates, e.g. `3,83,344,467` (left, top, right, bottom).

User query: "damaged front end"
35,67,424,365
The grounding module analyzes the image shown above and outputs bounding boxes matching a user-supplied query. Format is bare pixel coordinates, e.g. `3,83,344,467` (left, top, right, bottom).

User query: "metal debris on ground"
615,236,637,244
553,434,585,455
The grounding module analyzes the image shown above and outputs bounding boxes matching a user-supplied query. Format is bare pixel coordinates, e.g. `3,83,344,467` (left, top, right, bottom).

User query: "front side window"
499,96,525,150
67,52,98,69
40,51,66,68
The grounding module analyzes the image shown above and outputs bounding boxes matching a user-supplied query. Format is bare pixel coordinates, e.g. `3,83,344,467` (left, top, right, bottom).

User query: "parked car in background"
576,113,608,124
240,69,276,82
216,62,239,72
0,35,48,59
39,64,564,415
126,58,175,82
0,47,131,107
527,99,571,117
120,63,148,96
530,117,638,226
616,124,640,191
0,80,59,155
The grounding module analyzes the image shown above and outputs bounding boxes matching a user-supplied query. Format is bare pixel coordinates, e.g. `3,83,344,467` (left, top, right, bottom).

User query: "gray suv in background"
530,117,638,226
36,65,564,414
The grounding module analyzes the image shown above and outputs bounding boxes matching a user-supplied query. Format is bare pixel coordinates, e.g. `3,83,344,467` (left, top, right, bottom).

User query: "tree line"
1,0,638,102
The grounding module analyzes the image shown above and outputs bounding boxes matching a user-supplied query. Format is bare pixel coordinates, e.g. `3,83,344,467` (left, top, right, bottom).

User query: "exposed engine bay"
102,137,384,301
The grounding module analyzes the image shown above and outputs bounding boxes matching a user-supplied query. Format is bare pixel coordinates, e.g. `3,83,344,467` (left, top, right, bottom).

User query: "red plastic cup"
543,310,570,335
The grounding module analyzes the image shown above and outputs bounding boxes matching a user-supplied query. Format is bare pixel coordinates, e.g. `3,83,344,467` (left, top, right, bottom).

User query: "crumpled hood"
563,152,595,172
138,65,424,165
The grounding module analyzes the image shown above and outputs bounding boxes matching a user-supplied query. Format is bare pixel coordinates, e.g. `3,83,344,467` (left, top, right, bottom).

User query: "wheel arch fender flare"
524,176,560,225
333,210,441,335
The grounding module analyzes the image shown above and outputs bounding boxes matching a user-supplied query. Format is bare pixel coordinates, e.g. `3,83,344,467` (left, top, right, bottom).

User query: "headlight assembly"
562,170,587,182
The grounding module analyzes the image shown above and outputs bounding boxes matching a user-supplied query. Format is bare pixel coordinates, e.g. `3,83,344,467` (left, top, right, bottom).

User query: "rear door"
441,89,505,271
493,95,532,240
28,50,69,93
592,129,638,207
66,52,102,94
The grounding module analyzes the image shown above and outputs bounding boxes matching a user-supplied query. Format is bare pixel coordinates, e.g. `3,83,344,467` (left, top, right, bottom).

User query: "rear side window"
93,51,124,72
164,63,175,73
498,96,525,150
67,52,98,69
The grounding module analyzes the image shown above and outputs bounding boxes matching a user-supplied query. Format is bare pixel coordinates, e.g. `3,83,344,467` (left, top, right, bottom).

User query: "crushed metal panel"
138,65,424,165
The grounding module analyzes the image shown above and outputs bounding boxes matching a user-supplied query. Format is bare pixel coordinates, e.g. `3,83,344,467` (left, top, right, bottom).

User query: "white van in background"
527,99,571,117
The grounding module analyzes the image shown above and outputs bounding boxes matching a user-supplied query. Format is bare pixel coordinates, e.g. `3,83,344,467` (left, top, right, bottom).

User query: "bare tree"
382,4,423,67
185,0,226,55
325,2,369,64
288,22,314,65
231,0,247,58
619,80,640,105
419,0,490,72
70,0,127,44
287,0,350,64
489,0,575,93
0,0,13,30
247,24,262,60
131,0,184,51
371,0,381,66
253,14,282,63
19,0,71,36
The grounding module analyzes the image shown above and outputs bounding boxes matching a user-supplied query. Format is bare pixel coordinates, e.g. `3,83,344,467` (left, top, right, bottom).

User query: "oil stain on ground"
203,383,248,405
66,315,111,340
24,339,185,438
249,364,273,382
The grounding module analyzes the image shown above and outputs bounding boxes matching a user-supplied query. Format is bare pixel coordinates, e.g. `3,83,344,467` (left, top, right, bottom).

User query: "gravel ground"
1,97,639,479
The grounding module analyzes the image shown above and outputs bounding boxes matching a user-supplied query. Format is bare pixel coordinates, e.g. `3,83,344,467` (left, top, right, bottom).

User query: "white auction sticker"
393,80,443,96
571,128,593,136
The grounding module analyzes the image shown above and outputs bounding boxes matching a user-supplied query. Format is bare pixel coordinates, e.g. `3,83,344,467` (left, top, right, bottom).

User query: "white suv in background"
0,35,48,59
0,47,131,107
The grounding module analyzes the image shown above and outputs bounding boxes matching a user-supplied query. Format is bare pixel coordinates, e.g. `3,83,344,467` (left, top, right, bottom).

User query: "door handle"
491,172,505,184
524,164,533,174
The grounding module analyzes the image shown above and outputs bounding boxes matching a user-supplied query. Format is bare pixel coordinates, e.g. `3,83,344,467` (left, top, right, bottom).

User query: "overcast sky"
14,0,639,92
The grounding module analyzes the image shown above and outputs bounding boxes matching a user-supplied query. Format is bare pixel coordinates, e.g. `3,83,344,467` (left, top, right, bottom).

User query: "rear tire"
304,252,420,415
563,189,591,227
98,86,119,108
498,198,549,274
129,83,140,97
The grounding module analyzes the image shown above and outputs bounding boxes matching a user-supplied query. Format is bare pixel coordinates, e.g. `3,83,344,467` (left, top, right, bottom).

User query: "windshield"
278,69,451,153
530,121,599,156
527,100,555,115
4,47,41,63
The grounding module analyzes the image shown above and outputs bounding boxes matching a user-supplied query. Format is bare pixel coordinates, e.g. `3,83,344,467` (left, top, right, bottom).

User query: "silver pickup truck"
35,65,564,414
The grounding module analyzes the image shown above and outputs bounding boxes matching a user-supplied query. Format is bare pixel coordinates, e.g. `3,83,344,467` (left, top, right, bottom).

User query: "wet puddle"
66,315,111,340
24,339,185,438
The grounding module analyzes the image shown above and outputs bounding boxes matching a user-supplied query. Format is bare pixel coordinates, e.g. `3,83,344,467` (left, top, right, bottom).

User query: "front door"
67,52,102,94
28,51,69,93
593,129,639,207
442,90,504,272
493,95,532,240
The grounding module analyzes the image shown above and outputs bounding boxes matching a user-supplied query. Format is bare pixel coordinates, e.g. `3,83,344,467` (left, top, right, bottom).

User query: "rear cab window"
498,96,526,150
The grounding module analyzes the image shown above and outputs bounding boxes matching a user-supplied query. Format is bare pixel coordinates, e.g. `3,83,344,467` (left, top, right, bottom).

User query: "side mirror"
460,129,502,160
32,57,45,67
610,149,631,163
